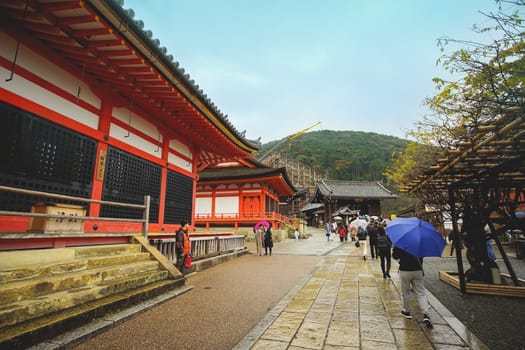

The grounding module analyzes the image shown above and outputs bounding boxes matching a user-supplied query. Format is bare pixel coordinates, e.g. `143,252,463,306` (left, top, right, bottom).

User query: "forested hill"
255,130,409,181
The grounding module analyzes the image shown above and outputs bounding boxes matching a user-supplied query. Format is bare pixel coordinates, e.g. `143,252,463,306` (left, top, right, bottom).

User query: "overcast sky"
124,0,501,144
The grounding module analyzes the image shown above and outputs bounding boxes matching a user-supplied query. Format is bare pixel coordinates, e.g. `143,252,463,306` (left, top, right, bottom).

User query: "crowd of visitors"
323,214,433,328
236,214,434,328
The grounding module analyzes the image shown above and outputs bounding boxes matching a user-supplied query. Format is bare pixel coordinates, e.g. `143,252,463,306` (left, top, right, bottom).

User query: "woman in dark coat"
264,226,274,256
376,226,392,278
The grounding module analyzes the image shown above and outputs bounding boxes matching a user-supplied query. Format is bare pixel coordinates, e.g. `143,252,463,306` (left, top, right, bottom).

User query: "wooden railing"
149,235,246,262
194,212,288,221
0,185,151,237
193,212,292,232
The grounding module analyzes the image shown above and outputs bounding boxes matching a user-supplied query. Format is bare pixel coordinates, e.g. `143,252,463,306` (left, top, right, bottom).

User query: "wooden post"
143,195,150,238
449,187,467,295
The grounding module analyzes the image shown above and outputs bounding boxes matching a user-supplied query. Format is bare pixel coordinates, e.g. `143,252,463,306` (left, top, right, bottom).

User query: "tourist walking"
254,225,264,256
392,246,433,328
348,222,356,241
337,222,347,243
357,225,368,260
367,220,379,259
376,226,392,278
264,226,274,255
175,220,191,271
325,221,332,242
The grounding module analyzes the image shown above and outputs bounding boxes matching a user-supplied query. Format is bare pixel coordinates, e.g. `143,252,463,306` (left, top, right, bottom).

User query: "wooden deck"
439,271,525,298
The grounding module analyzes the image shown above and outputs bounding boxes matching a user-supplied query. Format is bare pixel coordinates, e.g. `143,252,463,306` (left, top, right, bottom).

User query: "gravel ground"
423,252,525,350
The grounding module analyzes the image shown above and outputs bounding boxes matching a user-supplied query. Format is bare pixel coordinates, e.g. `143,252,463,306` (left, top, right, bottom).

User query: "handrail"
0,186,145,208
149,235,246,262
0,185,151,238
194,212,288,220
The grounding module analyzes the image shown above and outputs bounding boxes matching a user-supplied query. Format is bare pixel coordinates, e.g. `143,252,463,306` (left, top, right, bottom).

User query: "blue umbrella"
385,217,446,257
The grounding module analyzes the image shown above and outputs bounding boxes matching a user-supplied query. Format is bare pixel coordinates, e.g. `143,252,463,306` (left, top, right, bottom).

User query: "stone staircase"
0,236,186,349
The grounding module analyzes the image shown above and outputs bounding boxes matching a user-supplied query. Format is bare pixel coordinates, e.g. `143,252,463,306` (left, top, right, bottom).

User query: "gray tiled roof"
317,180,397,199
300,203,324,212
199,167,283,180
110,1,261,149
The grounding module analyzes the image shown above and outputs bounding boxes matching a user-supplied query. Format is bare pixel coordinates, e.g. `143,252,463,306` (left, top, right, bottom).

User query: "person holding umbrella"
386,217,446,328
351,218,368,260
392,246,432,327
254,221,269,256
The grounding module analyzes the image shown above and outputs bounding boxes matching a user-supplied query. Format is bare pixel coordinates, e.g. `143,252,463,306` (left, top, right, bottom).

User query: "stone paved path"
237,229,488,349
46,227,490,350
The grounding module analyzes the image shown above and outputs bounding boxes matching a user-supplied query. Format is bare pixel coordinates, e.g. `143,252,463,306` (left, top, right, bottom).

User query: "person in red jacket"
337,222,347,242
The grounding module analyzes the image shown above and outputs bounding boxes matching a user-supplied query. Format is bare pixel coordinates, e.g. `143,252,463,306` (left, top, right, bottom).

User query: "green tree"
256,130,409,182
386,0,524,199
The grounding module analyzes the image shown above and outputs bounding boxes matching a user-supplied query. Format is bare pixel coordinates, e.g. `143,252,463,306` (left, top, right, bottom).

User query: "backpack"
357,226,367,240
376,234,391,249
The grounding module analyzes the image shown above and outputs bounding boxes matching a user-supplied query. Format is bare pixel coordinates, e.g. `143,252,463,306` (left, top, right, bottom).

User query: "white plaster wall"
109,123,162,158
169,138,192,159
0,32,101,127
168,152,192,172
0,64,100,129
112,108,193,171
215,196,239,217
195,197,212,215
112,106,160,142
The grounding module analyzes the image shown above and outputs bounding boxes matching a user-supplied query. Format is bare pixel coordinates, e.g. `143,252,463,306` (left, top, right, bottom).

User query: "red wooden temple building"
0,2,301,347
0,0,264,250
195,158,297,230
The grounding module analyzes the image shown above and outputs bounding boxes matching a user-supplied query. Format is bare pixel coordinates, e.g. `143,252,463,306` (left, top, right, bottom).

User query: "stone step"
0,251,151,284
0,259,160,306
0,248,76,270
0,268,168,329
86,252,152,268
0,240,185,349
0,259,88,284
0,244,142,271
73,244,142,258
0,278,186,349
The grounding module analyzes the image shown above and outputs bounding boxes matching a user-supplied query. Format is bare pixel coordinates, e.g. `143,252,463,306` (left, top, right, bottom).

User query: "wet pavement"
237,229,488,350
48,228,493,350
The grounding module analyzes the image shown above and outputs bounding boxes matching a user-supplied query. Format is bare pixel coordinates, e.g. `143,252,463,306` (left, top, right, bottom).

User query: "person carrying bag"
175,220,191,272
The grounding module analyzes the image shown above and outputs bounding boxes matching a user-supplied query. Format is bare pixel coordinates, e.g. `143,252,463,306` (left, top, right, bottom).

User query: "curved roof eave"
198,167,297,194
93,0,261,153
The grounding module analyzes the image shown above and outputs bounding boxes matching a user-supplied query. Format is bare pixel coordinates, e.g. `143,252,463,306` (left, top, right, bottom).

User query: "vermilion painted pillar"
191,146,199,228
157,135,169,229
89,101,112,217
